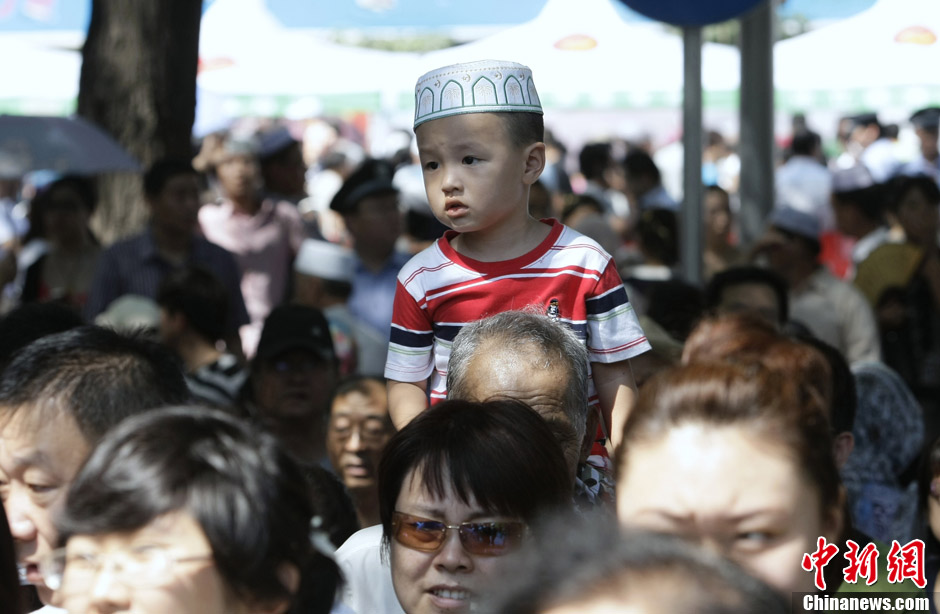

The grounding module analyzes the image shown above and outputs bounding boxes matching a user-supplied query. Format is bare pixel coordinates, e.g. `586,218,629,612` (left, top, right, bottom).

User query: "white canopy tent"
196,0,419,125
775,0,940,117
0,34,80,115
413,0,740,112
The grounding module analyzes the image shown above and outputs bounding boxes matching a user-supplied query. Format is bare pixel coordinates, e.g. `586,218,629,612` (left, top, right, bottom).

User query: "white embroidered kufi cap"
413,59,543,129
294,239,356,283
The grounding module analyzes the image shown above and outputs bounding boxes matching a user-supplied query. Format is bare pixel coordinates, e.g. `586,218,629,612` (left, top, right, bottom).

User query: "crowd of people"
0,58,938,613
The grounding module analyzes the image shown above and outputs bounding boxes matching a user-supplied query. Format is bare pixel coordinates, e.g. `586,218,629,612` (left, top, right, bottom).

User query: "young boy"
385,60,650,451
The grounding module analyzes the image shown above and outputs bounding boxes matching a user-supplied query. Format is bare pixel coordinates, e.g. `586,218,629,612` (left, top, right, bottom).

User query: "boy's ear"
522,142,546,186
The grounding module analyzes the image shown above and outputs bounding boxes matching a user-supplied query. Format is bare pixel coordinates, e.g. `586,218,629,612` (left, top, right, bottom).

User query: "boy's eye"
423,161,438,171
462,156,478,165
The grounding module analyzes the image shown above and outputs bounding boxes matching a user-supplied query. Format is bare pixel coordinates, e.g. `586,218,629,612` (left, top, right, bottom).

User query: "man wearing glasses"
0,326,188,612
327,376,395,529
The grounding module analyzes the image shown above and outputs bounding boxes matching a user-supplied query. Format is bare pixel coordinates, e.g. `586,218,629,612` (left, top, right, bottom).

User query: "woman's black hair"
57,406,340,614
377,398,572,552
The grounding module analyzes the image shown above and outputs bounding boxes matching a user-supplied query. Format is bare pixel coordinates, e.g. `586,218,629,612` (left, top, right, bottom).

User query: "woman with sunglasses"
377,398,572,614
42,406,340,614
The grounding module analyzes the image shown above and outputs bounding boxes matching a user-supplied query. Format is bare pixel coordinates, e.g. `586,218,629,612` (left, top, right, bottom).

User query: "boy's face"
416,113,540,237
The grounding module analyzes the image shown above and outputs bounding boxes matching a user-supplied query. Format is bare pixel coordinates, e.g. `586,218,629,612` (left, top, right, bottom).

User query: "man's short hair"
157,265,230,343
0,302,84,372
790,130,821,157
0,326,189,442
891,173,940,213
705,266,789,326
143,158,199,198
495,111,544,149
623,150,661,184
579,142,613,181
831,185,886,223
329,374,387,410
636,208,679,267
447,310,589,446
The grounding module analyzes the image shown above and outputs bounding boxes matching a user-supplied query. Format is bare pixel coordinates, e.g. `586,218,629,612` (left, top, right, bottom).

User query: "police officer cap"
329,158,398,215
847,112,880,130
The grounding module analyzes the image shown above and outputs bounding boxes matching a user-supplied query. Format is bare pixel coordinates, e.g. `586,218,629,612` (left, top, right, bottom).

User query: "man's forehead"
0,403,87,457
467,341,562,380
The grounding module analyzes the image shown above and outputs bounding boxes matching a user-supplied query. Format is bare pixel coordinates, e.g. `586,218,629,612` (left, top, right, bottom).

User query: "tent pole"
738,0,775,245
681,26,703,286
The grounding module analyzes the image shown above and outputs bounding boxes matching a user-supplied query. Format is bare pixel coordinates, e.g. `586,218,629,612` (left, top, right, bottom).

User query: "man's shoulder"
96,233,152,270
811,268,873,309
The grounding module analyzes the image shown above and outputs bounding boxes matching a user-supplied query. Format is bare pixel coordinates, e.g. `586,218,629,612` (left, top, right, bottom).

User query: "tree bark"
78,0,202,244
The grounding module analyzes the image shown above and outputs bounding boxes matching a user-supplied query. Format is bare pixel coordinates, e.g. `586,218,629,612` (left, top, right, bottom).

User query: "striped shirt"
84,229,249,331
385,219,650,406
186,352,247,410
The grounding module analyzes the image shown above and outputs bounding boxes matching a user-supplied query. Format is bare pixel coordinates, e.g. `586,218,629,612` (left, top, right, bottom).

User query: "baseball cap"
257,126,299,161
256,305,335,364
768,206,821,242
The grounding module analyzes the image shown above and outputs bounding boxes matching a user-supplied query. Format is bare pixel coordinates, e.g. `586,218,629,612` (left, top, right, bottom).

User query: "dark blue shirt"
84,229,250,331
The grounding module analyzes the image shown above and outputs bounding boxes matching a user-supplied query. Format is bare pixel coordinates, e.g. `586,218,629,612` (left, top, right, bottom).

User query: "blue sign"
616,0,766,26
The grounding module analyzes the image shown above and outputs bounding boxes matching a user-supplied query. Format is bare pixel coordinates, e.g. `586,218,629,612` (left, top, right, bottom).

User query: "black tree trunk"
78,0,202,244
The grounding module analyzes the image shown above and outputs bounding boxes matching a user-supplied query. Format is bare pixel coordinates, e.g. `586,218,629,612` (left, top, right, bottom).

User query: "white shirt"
776,156,834,231
335,525,403,614
852,226,892,268
860,138,901,183
790,268,881,365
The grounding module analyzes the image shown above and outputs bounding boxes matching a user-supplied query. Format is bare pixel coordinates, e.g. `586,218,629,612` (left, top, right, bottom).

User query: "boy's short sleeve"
585,259,651,363
384,279,435,382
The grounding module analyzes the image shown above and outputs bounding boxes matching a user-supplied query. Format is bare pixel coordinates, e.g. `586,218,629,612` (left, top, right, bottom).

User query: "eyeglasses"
329,419,390,445
391,512,526,556
38,546,214,591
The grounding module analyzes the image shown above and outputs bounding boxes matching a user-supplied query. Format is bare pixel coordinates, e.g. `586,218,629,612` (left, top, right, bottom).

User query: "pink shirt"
199,198,304,356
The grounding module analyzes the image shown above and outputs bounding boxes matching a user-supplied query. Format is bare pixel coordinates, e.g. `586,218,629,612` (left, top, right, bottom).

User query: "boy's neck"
177,333,223,373
452,215,551,262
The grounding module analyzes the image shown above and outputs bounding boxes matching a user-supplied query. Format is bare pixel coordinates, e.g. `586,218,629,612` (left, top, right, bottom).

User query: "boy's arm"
388,379,430,430
592,359,638,453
